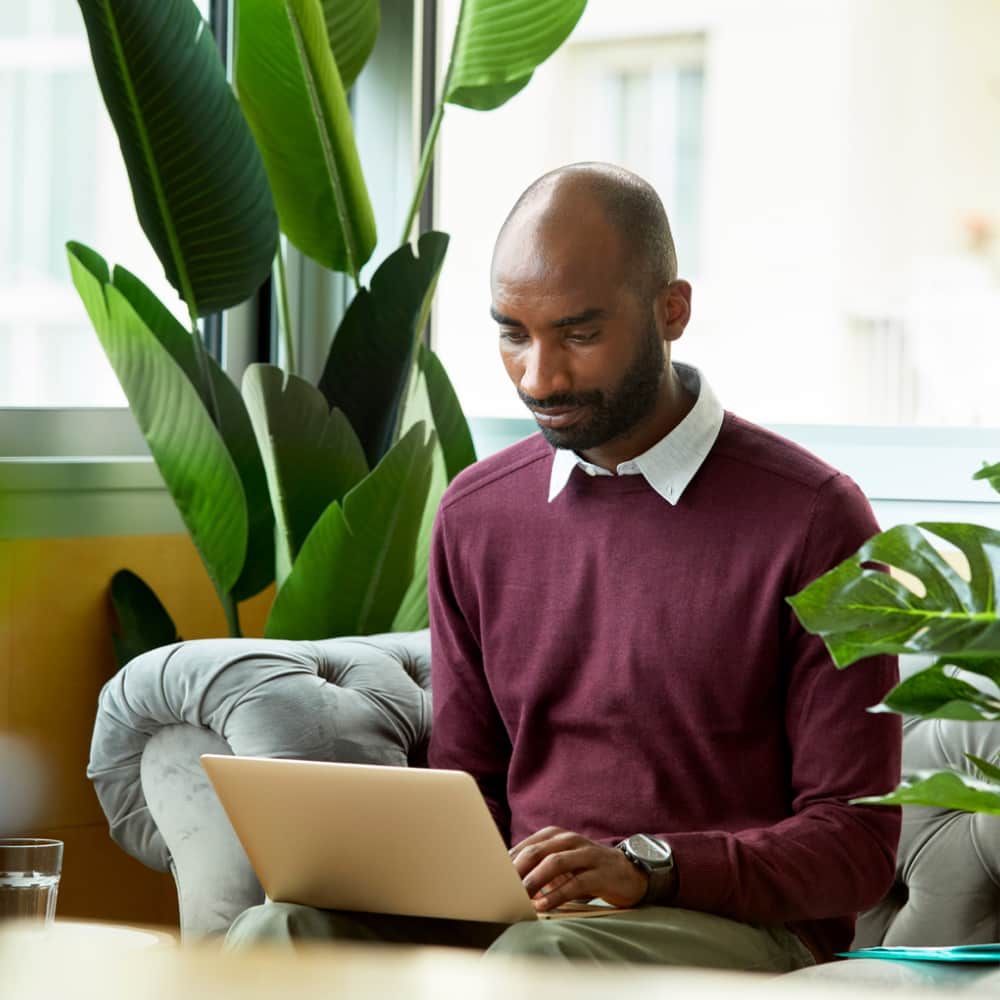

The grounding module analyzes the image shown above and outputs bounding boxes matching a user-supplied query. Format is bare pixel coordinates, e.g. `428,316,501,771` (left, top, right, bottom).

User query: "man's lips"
530,405,586,428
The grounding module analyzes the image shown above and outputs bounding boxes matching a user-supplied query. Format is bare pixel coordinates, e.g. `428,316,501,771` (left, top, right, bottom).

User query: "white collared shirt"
547,362,724,505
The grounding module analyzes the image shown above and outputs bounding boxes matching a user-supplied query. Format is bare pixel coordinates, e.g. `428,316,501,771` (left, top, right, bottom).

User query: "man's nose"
520,342,571,402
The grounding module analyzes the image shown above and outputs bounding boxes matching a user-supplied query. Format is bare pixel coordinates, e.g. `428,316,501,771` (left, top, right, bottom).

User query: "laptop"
201,754,629,923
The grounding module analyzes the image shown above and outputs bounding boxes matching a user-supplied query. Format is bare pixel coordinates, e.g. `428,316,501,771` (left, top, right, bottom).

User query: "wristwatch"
617,834,677,905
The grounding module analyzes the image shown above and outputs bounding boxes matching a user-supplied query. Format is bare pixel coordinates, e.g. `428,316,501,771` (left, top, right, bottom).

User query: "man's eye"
567,330,599,344
499,329,527,343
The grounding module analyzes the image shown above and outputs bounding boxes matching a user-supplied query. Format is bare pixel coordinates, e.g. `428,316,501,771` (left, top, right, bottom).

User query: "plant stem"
273,245,297,376
401,101,445,245
220,590,243,638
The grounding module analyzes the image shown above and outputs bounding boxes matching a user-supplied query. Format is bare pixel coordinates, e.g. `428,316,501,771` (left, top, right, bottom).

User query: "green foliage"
265,424,436,639
320,0,379,90
789,458,1000,816
68,243,251,598
787,522,1000,668
444,0,587,110
109,570,180,670
318,233,449,468
70,0,587,651
854,770,1000,815
242,364,367,587
75,0,277,316
235,0,376,278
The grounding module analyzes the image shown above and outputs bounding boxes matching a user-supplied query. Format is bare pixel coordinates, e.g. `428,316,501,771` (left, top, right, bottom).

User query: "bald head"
493,163,677,304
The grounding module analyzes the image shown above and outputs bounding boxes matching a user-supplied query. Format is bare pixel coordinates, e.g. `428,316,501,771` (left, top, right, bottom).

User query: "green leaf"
966,753,1000,784
319,232,449,467
109,569,181,669
415,344,477,481
443,0,587,111
76,0,277,315
853,769,1000,814
235,0,376,277
787,522,1000,668
876,660,1000,721
265,423,436,639
973,461,1000,497
392,369,451,631
321,0,379,90
110,265,274,601
68,244,247,595
242,364,368,587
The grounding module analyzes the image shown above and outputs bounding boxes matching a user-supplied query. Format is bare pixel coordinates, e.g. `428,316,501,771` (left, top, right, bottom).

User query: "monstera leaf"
855,769,1000,815
444,0,587,110
265,423,437,639
788,522,1000,669
242,364,368,587
75,0,277,315
319,232,449,467
235,0,376,277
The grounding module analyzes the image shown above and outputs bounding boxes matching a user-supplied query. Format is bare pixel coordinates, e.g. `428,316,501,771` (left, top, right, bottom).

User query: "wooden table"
0,920,989,1000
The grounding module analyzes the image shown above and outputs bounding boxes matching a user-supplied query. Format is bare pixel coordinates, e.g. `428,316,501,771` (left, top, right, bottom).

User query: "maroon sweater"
427,412,901,962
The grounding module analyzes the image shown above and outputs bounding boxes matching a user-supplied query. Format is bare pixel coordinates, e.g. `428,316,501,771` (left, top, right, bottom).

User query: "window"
432,1,1000,431
0,0,210,408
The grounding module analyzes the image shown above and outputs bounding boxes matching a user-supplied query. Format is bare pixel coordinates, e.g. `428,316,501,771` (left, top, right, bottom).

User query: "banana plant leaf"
265,423,436,640
318,232,449,468
968,753,1000,783
443,0,587,111
788,521,1000,668
413,344,477,481
974,461,1000,495
392,345,477,630
108,264,274,601
68,244,248,596
235,0,376,278
321,0,379,90
75,0,276,315
854,769,1000,814
109,569,181,669
242,364,368,587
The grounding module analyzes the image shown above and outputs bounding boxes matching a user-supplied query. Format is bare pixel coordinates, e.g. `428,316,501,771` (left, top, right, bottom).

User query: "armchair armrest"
88,631,431,938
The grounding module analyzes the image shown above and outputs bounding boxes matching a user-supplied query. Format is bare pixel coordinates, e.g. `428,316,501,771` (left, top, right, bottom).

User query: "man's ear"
656,280,692,342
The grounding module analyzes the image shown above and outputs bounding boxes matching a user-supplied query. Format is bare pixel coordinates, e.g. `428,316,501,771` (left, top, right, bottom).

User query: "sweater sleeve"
664,473,902,925
426,507,513,843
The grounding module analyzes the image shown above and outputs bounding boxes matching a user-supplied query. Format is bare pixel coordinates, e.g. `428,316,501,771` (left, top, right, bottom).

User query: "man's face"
490,202,666,452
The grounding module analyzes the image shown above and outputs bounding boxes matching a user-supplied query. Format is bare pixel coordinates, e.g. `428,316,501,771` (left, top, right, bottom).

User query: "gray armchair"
88,631,1000,983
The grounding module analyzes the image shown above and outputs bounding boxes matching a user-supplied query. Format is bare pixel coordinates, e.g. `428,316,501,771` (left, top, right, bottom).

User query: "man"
227,163,901,969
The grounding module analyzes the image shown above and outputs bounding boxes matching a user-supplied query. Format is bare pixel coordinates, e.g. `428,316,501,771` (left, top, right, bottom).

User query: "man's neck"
578,366,696,473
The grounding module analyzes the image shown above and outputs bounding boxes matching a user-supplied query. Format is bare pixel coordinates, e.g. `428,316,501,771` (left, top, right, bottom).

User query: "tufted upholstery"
87,632,430,937
89,630,1000,971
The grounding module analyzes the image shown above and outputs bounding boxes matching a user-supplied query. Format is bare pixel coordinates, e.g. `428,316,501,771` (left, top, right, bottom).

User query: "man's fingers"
509,826,566,856
532,870,597,912
510,832,590,877
520,845,597,899
532,872,574,900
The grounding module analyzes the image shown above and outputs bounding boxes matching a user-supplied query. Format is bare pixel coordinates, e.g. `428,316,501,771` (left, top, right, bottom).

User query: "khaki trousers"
224,902,816,972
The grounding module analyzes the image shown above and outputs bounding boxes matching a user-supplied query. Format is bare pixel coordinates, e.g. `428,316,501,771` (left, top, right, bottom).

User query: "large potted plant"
68,0,587,662
789,460,1000,812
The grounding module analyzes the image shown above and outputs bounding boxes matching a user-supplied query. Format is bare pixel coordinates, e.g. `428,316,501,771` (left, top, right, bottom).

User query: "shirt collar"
547,363,724,505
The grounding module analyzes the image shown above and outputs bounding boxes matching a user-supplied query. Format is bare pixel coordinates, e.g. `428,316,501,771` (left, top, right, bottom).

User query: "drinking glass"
0,839,63,925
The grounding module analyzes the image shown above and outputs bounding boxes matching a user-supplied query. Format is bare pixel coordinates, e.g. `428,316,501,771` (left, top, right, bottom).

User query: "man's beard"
519,323,666,452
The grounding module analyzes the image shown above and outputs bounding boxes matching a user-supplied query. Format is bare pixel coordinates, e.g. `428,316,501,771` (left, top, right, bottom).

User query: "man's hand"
509,826,648,912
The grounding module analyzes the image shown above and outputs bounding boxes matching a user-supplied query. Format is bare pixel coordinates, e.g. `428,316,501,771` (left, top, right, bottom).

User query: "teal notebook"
838,944,1000,964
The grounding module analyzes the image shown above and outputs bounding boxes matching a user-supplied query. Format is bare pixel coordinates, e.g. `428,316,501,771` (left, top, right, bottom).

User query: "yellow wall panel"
1,532,274,925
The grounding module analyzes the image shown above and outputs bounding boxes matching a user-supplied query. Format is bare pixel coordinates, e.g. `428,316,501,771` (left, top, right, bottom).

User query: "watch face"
629,835,670,864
